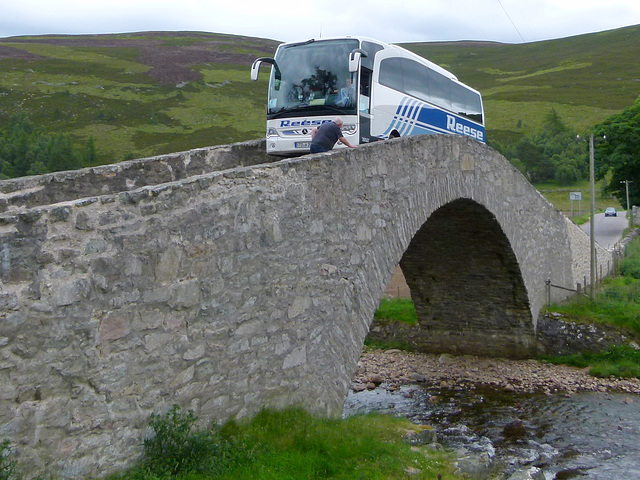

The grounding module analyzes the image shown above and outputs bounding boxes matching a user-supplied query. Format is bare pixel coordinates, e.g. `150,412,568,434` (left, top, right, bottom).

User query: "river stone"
438,353,456,364
507,467,545,480
503,419,526,439
403,428,438,446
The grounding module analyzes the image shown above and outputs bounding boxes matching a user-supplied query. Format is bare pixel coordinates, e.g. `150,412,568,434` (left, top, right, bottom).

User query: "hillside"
0,31,278,164
0,26,639,165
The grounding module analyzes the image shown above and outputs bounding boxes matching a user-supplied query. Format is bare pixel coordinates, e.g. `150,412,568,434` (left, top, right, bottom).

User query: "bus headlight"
341,124,357,135
266,127,278,137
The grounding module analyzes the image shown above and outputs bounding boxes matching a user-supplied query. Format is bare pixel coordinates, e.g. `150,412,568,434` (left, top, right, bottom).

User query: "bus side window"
359,68,372,113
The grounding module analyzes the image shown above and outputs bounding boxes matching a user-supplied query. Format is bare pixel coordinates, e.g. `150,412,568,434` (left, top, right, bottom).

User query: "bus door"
357,41,384,144
358,68,374,144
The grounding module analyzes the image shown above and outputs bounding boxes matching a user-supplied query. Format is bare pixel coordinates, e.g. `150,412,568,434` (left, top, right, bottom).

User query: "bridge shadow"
384,198,533,358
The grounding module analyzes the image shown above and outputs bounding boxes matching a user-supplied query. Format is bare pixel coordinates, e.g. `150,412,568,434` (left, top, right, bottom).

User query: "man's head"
333,117,344,127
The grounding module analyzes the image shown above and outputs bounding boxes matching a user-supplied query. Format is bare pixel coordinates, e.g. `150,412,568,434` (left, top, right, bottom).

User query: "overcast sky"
2,0,640,45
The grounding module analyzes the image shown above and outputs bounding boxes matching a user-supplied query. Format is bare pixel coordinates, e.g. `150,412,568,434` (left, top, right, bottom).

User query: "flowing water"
343,385,640,479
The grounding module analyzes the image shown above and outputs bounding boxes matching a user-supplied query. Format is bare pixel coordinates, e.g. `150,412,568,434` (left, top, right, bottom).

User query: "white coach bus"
251,36,485,155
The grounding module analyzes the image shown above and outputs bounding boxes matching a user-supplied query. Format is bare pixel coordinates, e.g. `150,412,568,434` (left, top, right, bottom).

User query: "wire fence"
546,238,630,306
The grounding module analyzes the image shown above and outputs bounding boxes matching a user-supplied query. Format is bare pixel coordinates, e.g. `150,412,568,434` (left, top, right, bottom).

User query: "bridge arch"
397,198,532,357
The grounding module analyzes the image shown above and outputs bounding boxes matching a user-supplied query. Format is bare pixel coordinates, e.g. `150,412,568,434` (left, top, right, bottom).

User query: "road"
579,210,629,250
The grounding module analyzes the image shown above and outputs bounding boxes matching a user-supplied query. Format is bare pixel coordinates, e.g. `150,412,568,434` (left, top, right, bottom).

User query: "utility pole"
621,180,633,230
589,134,596,300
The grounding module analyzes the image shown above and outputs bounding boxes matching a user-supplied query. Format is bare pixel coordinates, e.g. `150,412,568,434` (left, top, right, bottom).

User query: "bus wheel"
389,130,400,139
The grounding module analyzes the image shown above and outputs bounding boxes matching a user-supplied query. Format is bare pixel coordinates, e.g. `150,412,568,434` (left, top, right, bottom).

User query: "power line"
496,0,526,43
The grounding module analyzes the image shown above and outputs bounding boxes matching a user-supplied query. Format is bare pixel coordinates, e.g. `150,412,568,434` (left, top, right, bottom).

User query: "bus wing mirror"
250,59,262,81
349,49,368,73
251,57,281,81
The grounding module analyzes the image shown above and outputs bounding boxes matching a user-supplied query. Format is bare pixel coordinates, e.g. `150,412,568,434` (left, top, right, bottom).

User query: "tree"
593,97,640,208
502,108,587,185
0,113,84,178
514,138,554,182
85,135,97,165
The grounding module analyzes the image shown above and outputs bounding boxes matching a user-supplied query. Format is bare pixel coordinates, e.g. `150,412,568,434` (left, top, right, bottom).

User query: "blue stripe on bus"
383,97,485,142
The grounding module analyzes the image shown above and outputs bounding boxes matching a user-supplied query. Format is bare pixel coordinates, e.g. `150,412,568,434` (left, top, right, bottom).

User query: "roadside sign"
570,192,582,201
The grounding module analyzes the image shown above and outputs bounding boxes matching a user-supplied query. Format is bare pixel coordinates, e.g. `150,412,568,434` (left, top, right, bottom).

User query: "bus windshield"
267,39,359,119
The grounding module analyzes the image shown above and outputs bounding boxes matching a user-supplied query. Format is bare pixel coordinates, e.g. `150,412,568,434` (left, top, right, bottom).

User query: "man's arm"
338,136,355,148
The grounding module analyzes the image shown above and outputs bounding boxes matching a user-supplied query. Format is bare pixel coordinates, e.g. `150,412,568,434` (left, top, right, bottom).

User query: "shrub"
143,405,220,476
0,440,16,480
620,257,640,279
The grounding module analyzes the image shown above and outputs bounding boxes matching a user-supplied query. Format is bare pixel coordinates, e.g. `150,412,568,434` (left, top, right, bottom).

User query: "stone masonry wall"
0,139,273,214
565,216,614,292
0,135,605,478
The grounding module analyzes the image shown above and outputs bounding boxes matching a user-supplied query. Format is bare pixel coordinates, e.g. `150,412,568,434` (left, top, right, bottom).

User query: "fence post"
546,279,551,306
599,265,603,286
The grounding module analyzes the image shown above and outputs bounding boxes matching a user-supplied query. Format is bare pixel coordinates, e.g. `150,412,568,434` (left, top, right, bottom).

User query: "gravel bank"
352,348,640,396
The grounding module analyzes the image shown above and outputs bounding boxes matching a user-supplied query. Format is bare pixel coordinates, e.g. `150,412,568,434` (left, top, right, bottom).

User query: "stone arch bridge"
0,135,611,478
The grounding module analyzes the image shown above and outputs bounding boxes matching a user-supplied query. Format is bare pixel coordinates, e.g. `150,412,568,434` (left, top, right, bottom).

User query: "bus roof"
276,36,459,82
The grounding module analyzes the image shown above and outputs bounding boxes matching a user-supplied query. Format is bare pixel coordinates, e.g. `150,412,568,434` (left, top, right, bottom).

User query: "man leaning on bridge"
309,117,356,153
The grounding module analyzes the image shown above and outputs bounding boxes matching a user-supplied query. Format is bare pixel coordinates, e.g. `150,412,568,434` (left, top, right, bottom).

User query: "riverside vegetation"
1,407,463,480
543,232,640,377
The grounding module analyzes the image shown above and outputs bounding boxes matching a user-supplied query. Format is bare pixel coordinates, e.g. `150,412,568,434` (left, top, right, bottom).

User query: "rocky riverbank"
352,348,640,396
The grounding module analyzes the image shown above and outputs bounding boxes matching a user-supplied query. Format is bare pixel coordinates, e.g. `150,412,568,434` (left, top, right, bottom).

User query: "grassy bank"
0,402,465,480
1,407,462,480
100,407,461,480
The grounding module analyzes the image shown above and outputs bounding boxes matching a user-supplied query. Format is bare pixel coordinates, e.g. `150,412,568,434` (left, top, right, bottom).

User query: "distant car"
605,207,617,217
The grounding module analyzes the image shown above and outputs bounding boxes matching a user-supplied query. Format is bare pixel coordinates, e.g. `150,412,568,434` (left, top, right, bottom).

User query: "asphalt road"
579,210,629,250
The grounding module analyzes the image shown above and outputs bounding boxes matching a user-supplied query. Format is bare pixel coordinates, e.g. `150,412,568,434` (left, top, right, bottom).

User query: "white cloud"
1,0,640,44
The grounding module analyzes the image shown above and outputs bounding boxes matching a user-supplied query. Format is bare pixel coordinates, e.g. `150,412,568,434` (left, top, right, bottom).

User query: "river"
343,385,640,479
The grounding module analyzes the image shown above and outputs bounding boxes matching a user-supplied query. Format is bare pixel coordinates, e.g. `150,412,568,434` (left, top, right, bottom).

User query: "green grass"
0,440,16,480
548,281,640,336
533,178,623,214
374,297,418,326
544,345,640,379
103,407,461,480
547,261,640,338
365,298,418,351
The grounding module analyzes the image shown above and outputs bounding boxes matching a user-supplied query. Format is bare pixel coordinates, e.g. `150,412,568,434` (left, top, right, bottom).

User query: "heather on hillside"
1,26,639,172
0,32,277,165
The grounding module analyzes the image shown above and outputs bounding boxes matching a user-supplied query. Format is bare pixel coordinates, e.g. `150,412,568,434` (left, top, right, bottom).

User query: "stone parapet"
0,139,271,213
